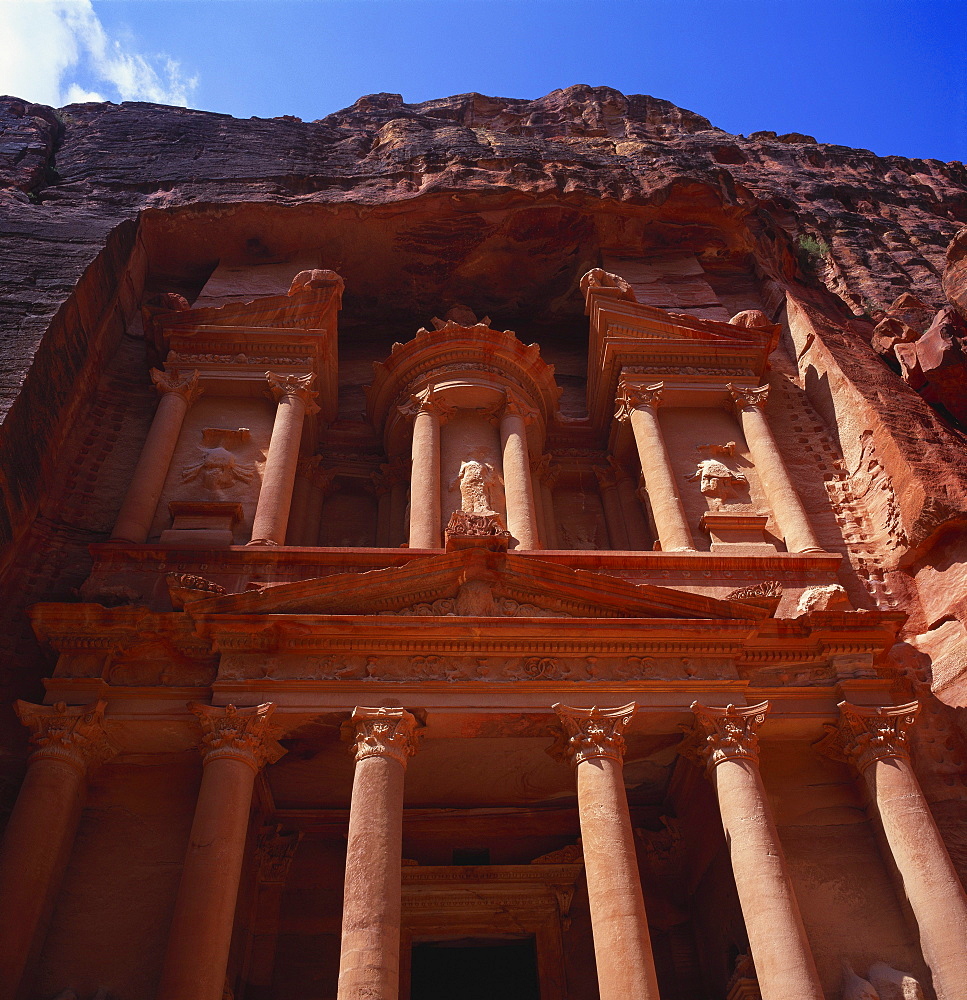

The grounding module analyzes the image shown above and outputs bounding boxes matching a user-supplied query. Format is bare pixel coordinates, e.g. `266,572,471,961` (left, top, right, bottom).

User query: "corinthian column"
0,701,116,1000
615,381,695,551
727,384,821,553
111,369,202,543
554,703,661,1000
337,707,421,1000
249,373,320,546
819,702,967,1000
400,392,450,549
682,702,824,1000
158,703,285,1000
499,393,540,550
595,465,631,549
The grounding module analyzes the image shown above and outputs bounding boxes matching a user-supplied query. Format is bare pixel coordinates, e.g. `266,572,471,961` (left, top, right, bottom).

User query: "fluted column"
554,703,661,1000
400,392,450,549
595,465,631,549
683,702,824,1000
337,707,421,1000
819,702,967,1000
499,394,540,550
610,457,652,550
0,701,116,1000
112,369,202,543
616,380,695,551
728,384,821,553
249,373,320,546
158,703,285,1000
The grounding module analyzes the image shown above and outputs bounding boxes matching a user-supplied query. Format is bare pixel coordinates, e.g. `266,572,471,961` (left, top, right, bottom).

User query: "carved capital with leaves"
189,702,286,772
397,389,454,423
349,706,421,767
151,368,203,405
816,701,919,772
502,391,538,425
615,380,663,422
266,372,320,414
553,702,636,766
680,701,770,769
16,699,118,776
727,383,770,411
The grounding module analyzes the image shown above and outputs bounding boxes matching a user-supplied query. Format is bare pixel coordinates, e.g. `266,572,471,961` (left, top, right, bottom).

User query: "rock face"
1,85,967,1000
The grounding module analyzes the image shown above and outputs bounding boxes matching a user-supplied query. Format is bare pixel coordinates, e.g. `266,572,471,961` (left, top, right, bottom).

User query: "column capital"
679,701,770,769
255,824,303,883
553,703,636,766
615,380,663,421
398,389,454,422
151,367,203,405
727,383,770,411
189,702,286,772
502,391,538,424
593,465,619,490
349,707,421,767
816,701,920,772
266,372,320,414
15,699,118,775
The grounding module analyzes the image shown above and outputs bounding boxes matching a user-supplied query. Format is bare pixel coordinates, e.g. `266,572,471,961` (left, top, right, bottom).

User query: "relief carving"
15,699,118,773
679,701,770,769
189,702,286,770
688,457,748,510
348,706,421,767
256,825,303,883
816,701,919,772
450,459,504,518
181,428,256,494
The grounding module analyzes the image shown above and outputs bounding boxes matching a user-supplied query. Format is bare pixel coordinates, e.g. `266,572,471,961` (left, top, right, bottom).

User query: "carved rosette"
727,383,770,411
256,824,303,883
151,367,203,405
189,702,286,772
553,703,636,766
614,380,663,422
15,699,118,775
816,701,920,772
266,372,320,415
349,706,421,768
680,701,770,770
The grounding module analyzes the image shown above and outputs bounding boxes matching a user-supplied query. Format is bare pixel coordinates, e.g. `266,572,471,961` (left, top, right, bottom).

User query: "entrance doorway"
410,937,541,1000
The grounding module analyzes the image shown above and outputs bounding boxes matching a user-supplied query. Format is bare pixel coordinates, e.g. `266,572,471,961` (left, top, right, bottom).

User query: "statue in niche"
688,457,748,510
451,458,503,518
182,428,256,493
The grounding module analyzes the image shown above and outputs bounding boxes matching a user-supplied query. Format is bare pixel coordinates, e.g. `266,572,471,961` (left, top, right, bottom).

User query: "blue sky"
2,0,965,161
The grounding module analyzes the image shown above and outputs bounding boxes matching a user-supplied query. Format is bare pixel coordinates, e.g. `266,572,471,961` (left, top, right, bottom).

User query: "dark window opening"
410,937,540,1000
451,847,490,866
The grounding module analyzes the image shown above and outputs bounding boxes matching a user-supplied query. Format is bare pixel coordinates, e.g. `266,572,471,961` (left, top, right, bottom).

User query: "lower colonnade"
1,698,966,1000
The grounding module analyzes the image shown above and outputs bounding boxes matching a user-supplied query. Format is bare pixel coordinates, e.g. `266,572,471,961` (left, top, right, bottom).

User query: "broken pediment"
186,547,765,621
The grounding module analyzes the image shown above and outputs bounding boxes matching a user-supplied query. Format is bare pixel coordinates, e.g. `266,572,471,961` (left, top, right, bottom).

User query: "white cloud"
0,0,198,107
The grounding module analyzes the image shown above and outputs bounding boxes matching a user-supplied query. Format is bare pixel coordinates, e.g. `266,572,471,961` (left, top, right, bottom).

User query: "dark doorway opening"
410,937,540,1000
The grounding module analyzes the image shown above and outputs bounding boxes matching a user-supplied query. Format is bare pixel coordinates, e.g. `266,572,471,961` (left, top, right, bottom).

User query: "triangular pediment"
187,548,765,621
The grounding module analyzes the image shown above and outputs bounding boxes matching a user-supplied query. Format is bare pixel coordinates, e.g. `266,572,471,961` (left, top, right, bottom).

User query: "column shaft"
730,385,821,553
250,374,318,546
408,407,442,548
337,708,419,1000
825,702,967,1000
541,478,559,548
618,383,694,551
111,370,200,543
159,703,284,1000
614,467,652,550
286,470,313,545
555,703,661,1000
530,463,547,548
500,400,539,550
0,701,114,1000
0,758,87,999
864,757,967,999
687,702,823,1000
